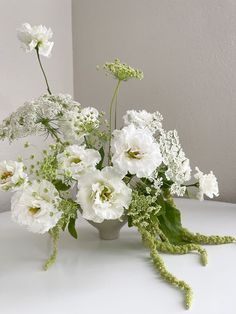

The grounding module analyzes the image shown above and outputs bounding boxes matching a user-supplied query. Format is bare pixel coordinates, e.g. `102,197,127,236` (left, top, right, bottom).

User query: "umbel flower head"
17,23,54,57
102,58,144,81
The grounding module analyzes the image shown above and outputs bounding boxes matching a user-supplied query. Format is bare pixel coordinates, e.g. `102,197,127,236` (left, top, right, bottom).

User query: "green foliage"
68,218,78,239
58,199,78,239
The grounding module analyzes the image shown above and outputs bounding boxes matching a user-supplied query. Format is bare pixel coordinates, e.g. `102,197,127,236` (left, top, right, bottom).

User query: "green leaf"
158,200,187,245
97,146,105,170
53,179,70,191
68,218,78,239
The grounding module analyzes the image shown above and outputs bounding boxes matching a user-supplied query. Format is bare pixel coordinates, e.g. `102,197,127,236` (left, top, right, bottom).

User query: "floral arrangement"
0,23,235,309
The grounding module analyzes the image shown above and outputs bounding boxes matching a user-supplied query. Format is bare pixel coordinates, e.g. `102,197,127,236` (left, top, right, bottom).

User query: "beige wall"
0,0,73,210
72,0,236,203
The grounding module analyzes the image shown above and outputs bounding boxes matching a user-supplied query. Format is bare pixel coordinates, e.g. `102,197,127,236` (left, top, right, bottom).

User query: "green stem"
108,80,121,164
36,47,52,95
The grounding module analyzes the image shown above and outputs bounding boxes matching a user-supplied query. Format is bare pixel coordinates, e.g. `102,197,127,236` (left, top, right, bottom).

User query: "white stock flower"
0,160,28,191
57,145,101,180
111,124,162,178
11,180,62,233
159,130,191,184
76,167,132,223
17,23,54,57
194,167,219,200
123,109,163,134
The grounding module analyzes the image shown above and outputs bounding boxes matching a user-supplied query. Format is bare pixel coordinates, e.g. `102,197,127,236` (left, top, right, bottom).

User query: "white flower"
0,160,28,191
0,94,78,141
58,106,99,144
111,124,162,178
17,23,54,57
159,130,191,184
11,180,62,233
194,167,219,200
57,145,101,180
170,183,186,197
123,109,163,134
76,167,132,223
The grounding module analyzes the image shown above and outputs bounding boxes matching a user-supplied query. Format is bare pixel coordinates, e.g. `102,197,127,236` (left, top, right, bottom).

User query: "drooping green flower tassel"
44,225,59,271
155,240,208,266
181,228,236,245
139,227,193,309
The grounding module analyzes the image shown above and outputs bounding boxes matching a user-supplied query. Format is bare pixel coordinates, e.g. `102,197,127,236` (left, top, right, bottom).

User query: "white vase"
86,218,127,240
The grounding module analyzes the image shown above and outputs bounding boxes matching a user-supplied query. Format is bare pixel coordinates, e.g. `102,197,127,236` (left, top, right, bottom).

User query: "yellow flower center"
127,149,143,159
100,186,112,202
1,171,13,181
71,157,81,164
28,207,41,215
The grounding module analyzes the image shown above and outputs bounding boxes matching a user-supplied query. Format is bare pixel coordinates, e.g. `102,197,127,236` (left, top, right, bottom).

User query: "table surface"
1,198,236,314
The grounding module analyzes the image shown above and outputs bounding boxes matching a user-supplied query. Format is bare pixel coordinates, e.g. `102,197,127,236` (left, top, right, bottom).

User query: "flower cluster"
0,23,230,311
102,58,144,81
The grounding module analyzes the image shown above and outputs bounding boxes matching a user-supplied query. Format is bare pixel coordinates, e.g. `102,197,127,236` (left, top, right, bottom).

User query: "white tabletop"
0,198,236,314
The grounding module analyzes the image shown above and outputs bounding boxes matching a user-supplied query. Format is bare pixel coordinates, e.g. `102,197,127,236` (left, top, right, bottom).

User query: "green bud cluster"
102,58,144,81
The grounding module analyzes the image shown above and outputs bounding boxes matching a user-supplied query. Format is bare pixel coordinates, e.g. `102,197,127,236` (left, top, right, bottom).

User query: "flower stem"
36,47,52,95
108,80,121,164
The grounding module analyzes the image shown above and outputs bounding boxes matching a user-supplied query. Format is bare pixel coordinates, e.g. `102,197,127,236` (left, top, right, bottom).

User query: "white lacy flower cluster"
159,130,191,196
0,94,100,143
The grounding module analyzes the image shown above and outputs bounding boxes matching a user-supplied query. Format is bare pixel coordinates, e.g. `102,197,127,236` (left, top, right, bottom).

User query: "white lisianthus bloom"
76,167,132,223
0,160,28,191
11,180,62,234
194,167,219,201
111,124,162,178
123,109,163,134
57,145,101,180
17,23,54,57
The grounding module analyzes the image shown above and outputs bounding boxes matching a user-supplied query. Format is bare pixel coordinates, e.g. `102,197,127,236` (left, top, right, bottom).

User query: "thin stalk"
108,80,121,164
36,47,52,95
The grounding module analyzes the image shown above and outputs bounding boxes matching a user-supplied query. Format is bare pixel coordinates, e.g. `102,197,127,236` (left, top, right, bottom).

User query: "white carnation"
57,145,101,180
123,109,163,134
0,160,28,191
194,167,219,200
11,180,62,234
17,23,54,57
111,124,162,178
76,167,132,223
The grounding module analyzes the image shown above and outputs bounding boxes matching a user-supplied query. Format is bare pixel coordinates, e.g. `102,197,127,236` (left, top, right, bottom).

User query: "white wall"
0,0,73,211
72,0,236,203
